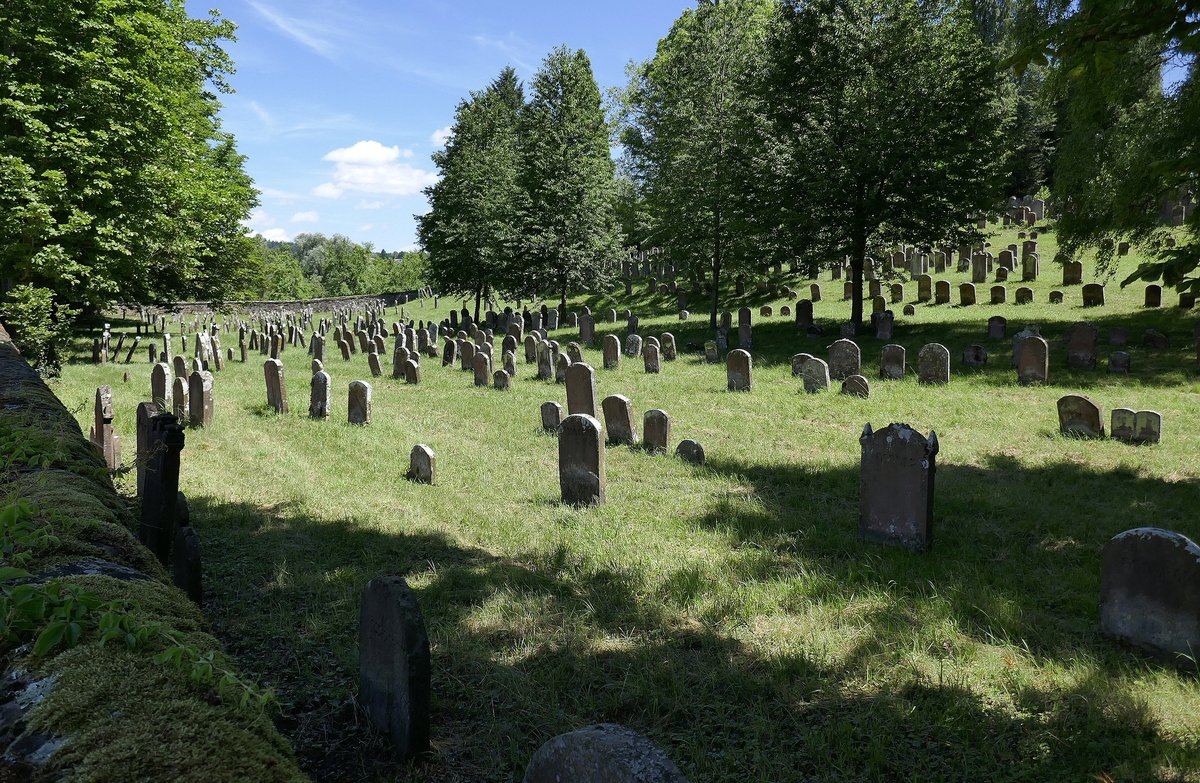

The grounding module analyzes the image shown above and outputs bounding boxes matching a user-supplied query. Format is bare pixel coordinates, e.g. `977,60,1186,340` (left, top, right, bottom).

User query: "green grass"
53,222,1200,782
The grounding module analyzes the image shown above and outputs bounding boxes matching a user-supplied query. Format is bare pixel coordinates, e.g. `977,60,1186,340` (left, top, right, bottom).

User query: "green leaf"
32,620,67,656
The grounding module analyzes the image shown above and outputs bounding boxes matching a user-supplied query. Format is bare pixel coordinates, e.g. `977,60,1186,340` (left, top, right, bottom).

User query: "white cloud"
471,33,537,71
431,126,452,147
314,139,438,198
290,210,320,223
248,100,273,125
359,224,375,231
356,200,385,210
247,1,336,59
260,228,291,242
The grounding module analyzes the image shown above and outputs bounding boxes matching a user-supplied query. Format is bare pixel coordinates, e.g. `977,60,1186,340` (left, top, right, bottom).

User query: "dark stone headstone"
523,724,689,783
859,423,938,551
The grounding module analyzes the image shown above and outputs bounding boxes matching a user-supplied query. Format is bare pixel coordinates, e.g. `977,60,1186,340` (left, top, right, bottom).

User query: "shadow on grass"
188,469,1198,783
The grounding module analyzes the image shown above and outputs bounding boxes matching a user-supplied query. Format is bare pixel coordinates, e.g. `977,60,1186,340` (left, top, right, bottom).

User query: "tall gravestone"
859,423,938,551
1016,336,1049,385
310,370,331,419
139,413,185,566
643,409,671,453
917,344,950,385
358,576,431,760
89,386,122,469
264,359,288,414
559,414,606,506
828,339,861,380
349,380,372,425
601,395,637,446
187,371,214,427
879,345,905,380
565,363,598,417
726,349,751,391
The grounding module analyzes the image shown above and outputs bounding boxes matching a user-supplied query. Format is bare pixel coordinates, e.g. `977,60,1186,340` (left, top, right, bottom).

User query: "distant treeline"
244,234,428,302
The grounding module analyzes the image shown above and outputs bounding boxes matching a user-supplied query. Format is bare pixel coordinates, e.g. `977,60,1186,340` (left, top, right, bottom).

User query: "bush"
0,284,78,376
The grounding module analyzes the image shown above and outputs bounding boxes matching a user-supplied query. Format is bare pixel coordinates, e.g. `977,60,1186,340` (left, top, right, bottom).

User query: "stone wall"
0,324,307,782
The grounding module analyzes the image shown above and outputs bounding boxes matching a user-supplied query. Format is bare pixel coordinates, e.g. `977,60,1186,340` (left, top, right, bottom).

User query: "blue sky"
219,0,692,252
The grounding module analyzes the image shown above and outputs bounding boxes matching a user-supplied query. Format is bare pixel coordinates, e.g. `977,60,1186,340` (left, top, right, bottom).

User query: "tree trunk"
850,231,867,333
473,287,482,324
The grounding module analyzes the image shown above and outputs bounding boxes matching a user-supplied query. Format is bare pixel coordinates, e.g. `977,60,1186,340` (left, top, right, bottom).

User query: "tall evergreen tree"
417,68,524,321
767,0,1010,331
519,47,621,308
618,0,779,329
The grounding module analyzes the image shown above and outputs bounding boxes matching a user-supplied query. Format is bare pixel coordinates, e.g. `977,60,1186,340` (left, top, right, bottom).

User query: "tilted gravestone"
523,723,690,783
403,359,421,385
358,576,431,760
643,409,671,453
1100,528,1200,664
859,423,938,551
559,414,606,506
601,395,637,446
841,374,870,398
541,401,563,432
879,345,905,380
802,357,831,393
917,343,950,386
348,380,372,425
675,439,705,465
407,444,436,484
790,352,813,377
726,349,751,391
1057,394,1103,438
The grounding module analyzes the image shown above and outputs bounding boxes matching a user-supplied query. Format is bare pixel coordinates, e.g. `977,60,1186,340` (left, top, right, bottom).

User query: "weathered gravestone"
959,283,976,306
555,353,570,384
1057,394,1103,437
310,371,331,419
493,369,511,391
473,352,491,387
368,352,383,378
916,275,932,302
675,439,705,466
348,380,372,425
559,414,606,506
187,371,214,428
802,357,831,393
879,345,905,380
1110,409,1162,445
726,349,751,391
1144,284,1162,308
841,374,870,398
643,409,671,453
991,285,1007,305
1016,335,1049,384
859,423,938,551
139,413,185,566
661,333,677,361
704,341,719,364
171,512,202,607
1108,351,1131,374
1065,322,1100,370
1082,283,1106,307
917,344,950,385
407,444,436,484
151,362,172,412
89,386,122,469
404,359,421,385
566,363,598,417
962,345,988,367
987,316,1007,340
642,344,661,374
602,395,637,446
264,359,288,414
934,280,950,304
828,339,861,380
358,576,431,760
603,335,621,370
541,401,563,432
1100,528,1200,664
523,723,689,783
1062,260,1083,285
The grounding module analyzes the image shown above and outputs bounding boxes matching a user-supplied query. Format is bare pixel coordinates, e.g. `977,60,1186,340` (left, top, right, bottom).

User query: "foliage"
0,0,258,310
418,68,526,318
519,47,622,306
0,499,273,710
246,233,427,300
766,0,1011,329
0,284,79,376
617,0,780,328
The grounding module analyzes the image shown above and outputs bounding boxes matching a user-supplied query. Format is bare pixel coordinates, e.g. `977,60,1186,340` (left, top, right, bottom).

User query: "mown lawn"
55,223,1200,782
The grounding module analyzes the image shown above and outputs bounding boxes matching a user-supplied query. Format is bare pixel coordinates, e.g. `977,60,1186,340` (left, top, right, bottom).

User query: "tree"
617,0,780,328
1010,0,1199,293
417,67,525,321
767,0,1011,331
0,0,258,312
519,47,622,308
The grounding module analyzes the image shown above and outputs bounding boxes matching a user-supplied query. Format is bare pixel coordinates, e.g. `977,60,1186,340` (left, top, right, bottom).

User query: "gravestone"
523,723,689,783
790,352,813,377
172,377,187,420
139,413,185,565
643,409,671,453
1049,290,1064,304
348,380,372,425
1144,285,1162,308
1057,394,1103,437
1100,528,1200,663
151,362,172,412
1063,260,1083,285
1065,322,1099,370
566,363,598,417
802,357,831,393
859,423,938,551
624,333,643,358
1110,409,1161,445
358,576,431,760
407,444,436,484
643,344,661,374
493,369,511,390
541,401,563,432
171,519,202,606
828,339,861,380
1016,336,1049,385
916,275,932,302
555,353,570,384
187,371,214,428
1108,351,1131,374
675,439,705,466
726,349,751,391
963,344,989,367
917,344,950,385
559,414,606,506
264,359,288,413
603,335,621,370
959,283,976,306
991,285,1007,305
872,310,894,340
661,333,677,361
404,359,421,385
368,352,383,378
841,375,870,398
602,395,637,446
310,371,331,419
473,352,491,387
987,316,1007,340
869,340,904,380
1082,283,1106,307
935,280,950,304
